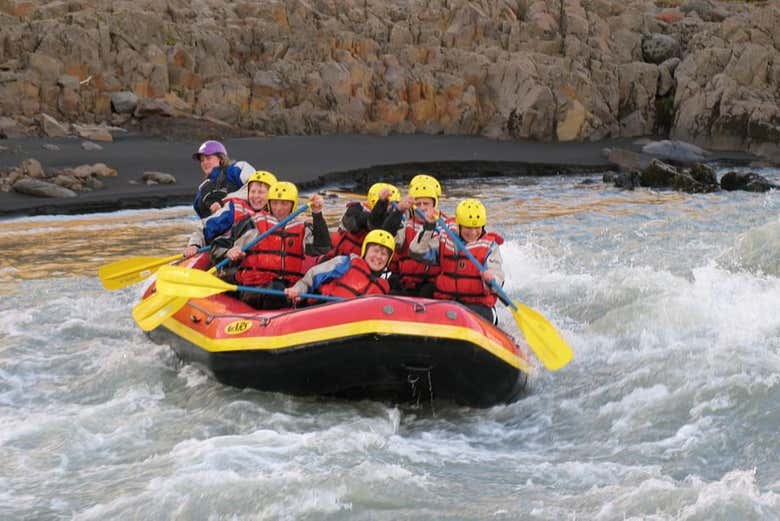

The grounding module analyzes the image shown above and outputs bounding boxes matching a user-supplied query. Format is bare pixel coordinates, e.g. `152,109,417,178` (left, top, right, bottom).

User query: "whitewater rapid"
1,169,779,520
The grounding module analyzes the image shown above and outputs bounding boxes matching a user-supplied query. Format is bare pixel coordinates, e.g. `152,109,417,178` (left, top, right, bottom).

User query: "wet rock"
13,178,78,198
689,163,718,187
142,171,176,184
614,171,642,190
640,159,719,193
720,171,779,192
42,144,60,151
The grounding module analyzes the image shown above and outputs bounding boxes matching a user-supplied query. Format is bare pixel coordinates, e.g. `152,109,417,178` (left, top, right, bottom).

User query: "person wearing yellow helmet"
183,170,278,259
377,180,448,297
409,173,442,198
224,181,332,309
285,229,396,303
325,182,401,260
409,198,505,325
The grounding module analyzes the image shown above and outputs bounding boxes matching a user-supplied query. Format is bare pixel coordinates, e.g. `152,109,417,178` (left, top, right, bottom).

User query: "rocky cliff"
1,0,778,161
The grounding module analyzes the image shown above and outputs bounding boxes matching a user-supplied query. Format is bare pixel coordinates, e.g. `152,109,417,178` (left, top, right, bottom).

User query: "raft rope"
406,366,436,416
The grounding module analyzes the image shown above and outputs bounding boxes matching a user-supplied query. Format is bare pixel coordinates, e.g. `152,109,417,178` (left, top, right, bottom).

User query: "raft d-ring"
413,302,426,313
260,317,270,327
189,314,201,324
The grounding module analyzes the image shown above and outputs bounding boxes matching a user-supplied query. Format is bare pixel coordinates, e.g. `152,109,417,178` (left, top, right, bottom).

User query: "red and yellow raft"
142,255,532,407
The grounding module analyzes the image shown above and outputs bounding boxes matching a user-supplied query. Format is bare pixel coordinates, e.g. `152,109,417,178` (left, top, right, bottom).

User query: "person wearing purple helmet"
192,140,255,218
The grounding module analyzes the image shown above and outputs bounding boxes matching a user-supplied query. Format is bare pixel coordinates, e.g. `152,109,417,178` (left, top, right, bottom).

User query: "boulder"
641,34,680,64
41,112,70,138
68,163,117,178
20,158,45,178
81,141,103,151
720,171,779,192
13,177,78,198
72,124,113,142
641,140,709,164
142,171,176,184
640,158,719,193
0,116,26,138
111,91,139,114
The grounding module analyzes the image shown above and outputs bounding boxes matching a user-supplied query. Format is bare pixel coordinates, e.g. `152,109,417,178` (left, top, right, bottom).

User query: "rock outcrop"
0,0,778,161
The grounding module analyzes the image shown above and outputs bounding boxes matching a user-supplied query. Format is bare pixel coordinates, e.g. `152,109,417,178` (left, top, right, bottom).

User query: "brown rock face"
0,0,777,160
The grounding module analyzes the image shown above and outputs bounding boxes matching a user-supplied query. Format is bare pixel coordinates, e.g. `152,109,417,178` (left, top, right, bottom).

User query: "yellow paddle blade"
131,292,189,332
155,265,238,299
512,302,574,371
98,254,182,290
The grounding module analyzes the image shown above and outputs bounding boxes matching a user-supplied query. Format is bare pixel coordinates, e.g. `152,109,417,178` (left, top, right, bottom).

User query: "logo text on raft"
225,320,252,335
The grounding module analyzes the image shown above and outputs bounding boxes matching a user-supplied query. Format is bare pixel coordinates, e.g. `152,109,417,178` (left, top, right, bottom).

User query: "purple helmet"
192,140,227,160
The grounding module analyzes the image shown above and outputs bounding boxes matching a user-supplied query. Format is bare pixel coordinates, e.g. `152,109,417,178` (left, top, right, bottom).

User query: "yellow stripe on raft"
162,316,532,374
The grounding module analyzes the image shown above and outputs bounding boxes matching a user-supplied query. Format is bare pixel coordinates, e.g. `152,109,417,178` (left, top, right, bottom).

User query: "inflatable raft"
142,255,532,407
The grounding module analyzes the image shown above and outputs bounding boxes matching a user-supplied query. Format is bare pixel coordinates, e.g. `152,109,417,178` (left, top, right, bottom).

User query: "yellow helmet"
267,181,299,212
366,182,401,209
455,198,487,227
361,229,396,261
410,174,442,197
408,182,438,207
248,170,277,188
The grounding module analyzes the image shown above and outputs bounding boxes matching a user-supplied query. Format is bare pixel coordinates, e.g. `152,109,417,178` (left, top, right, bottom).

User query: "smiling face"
459,225,482,243
247,182,269,210
199,154,221,175
363,243,392,272
270,199,294,219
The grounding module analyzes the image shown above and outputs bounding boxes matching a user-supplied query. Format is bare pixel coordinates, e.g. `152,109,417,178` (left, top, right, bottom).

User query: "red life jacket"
395,215,448,289
319,256,390,298
324,202,371,258
236,215,306,286
329,228,366,257
225,196,260,224
434,231,504,307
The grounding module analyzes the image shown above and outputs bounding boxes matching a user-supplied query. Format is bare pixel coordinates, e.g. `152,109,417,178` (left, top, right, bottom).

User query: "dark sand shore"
0,134,756,217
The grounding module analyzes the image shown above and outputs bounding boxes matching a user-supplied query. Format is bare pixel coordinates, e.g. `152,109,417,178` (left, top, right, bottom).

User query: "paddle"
98,247,209,290
421,210,573,371
155,265,343,302
132,204,310,331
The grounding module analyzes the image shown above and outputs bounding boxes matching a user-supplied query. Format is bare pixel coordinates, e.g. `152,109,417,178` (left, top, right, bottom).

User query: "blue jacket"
193,162,247,218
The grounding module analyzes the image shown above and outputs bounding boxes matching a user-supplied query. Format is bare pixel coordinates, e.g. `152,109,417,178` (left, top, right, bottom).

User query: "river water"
2,168,779,520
